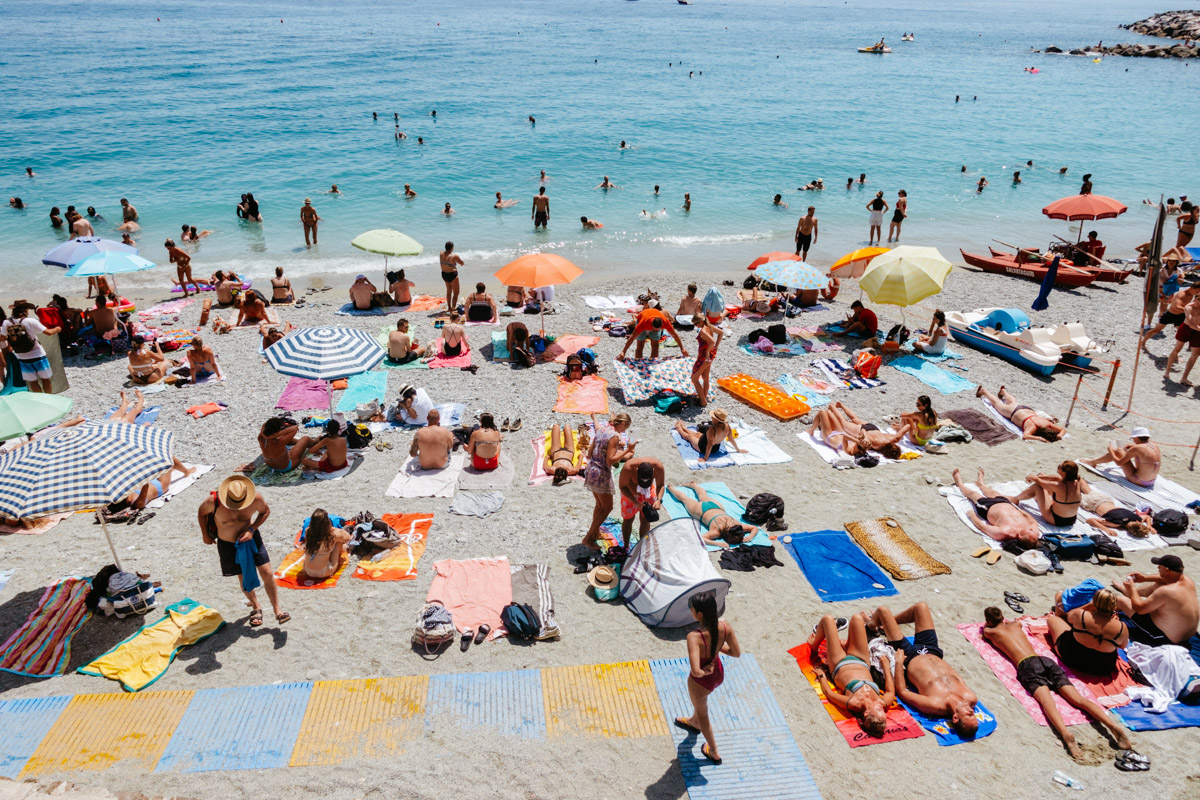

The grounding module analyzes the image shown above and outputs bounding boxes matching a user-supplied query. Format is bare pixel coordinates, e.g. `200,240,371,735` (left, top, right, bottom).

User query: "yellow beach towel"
78,599,224,692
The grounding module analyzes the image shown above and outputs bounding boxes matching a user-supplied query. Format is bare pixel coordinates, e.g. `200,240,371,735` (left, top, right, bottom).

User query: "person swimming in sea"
495,192,518,208
404,184,417,198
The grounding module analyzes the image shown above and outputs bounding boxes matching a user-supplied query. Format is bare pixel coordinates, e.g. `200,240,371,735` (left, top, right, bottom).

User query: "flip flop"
1005,597,1024,613
674,717,701,734
135,512,156,525
971,546,991,559
700,743,722,765
1115,751,1150,771
985,551,1002,565
276,612,291,625
248,609,264,627
1004,591,1031,604
473,625,490,644
1118,749,1150,766
461,630,474,652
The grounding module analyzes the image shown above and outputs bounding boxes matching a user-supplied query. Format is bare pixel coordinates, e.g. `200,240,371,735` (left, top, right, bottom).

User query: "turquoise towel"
336,370,388,412
777,374,830,407
661,481,770,550
889,355,976,395
235,539,261,592
491,331,510,360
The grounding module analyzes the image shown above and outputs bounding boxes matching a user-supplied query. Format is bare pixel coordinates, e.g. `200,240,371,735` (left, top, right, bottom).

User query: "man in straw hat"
672,408,744,463
300,197,320,247
1079,427,1161,489
198,476,288,627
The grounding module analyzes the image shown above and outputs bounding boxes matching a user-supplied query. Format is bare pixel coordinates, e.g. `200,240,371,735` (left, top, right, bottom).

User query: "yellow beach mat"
844,518,951,580
77,599,224,692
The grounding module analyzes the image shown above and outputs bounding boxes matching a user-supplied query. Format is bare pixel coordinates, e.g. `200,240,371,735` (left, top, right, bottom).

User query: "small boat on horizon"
960,249,1096,288
677,0,693,4
947,308,1104,377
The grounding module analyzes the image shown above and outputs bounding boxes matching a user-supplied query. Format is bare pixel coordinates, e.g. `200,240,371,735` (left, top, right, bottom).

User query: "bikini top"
1071,611,1124,649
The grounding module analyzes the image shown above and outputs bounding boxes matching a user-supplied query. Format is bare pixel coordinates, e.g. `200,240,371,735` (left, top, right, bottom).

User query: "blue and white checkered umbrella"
753,260,828,291
265,326,384,380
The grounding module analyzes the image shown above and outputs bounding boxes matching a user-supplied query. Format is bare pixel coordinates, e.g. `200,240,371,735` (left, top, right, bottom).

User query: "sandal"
1005,597,1025,614
461,629,474,652
501,418,511,432
985,551,1002,565
509,418,522,432
1004,591,1031,604
276,612,291,625
971,546,991,559
700,743,722,765
474,625,490,644
136,511,156,525
248,609,264,627
674,717,701,734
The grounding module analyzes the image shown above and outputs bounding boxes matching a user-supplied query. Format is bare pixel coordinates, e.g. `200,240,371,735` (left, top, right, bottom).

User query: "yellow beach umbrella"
829,246,890,278
351,229,424,282
859,246,952,318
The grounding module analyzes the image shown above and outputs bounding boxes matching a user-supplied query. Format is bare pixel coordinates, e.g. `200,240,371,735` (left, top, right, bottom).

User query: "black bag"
346,423,372,449
746,328,769,346
742,275,760,290
1089,534,1124,559
514,347,536,368
744,493,785,526
1152,509,1189,536
766,324,788,345
500,603,541,640
5,320,36,354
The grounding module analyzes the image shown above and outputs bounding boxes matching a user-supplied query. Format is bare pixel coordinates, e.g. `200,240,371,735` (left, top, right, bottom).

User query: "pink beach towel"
276,377,331,410
958,621,1092,727
554,375,609,414
0,513,70,535
545,334,600,364
1026,617,1138,708
138,298,196,319
427,339,473,369
426,557,511,640
528,435,584,486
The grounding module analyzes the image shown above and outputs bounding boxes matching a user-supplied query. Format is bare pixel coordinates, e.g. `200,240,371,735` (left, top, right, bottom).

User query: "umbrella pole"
328,381,335,420
96,510,123,571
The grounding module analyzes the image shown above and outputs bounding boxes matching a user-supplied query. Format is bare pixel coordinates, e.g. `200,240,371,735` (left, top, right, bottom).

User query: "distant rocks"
1101,41,1200,59
1121,10,1200,41
1037,9,1200,60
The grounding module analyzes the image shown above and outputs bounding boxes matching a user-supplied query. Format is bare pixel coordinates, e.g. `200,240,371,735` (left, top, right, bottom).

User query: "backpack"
744,493,785,526
766,324,788,345
1042,533,1095,561
5,320,36,354
412,602,456,656
564,354,584,381
576,347,597,373
1152,509,1189,536
346,422,373,449
854,351,881,379
501,602,541,640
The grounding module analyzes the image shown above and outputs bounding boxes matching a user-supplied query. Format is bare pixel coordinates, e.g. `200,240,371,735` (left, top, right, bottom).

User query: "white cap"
1129,427,1151,440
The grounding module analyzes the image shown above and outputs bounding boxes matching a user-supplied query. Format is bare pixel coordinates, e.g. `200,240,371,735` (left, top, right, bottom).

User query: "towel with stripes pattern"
813,358,885,390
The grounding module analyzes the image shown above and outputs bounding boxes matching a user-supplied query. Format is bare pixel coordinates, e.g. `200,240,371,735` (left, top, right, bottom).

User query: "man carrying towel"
871,603,980,738
617,458,665,548
198,476,288,628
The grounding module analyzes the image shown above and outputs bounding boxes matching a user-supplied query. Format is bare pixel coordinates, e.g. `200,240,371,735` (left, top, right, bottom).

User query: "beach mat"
779,530,897,602
670,425,792,470
352,513,434,581
528,433,583,485
942,407,1017,447
844,518,950,580
902,693,997,746
76,599,224,692
247,461,306,487
276,377,330,411
1081,462,1200,513
426,557,511,638
449,491,505,518
0,578,92,678
554,375,609,414
0,513,69,536
427,339,472,369
1115,697,1200,731
545,334,599,364
612,357,710,404
661,482,770,551
510,564,558,639
104,405,160,425
888,355,975,394
145,463,214,509
787,643,924,747
489,331,512,362
336,370,388,413
457,452,516,492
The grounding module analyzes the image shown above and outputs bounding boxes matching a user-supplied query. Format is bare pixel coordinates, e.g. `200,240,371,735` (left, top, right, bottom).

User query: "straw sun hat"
587,565,618,590
218,475,256,510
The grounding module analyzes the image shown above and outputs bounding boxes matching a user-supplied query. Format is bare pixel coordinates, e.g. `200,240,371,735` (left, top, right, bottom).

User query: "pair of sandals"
499,418,523,432
971,545,1003,566
1003,591,1030,613
372,441,393,451
248,609,290,627
459,624,491,651
1115,749,1150,772
673,718,722,765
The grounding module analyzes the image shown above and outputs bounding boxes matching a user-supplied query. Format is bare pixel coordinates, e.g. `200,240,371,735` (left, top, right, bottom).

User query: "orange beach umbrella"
829,246,890,278
1041,194,1127,222
746,251,800,271
494,253,583,335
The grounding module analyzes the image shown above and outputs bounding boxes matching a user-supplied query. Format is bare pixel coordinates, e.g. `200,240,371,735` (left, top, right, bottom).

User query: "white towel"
583,296,617,310
386,453,465,498
1081,463,1199,513
671,423,792,470
457,452,516,491
146,463,214,509
795,431,915,468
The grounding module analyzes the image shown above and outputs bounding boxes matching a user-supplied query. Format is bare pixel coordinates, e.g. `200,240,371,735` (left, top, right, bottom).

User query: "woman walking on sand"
581,412,636,549
866,192,888,246
691,313,722,406
674,592,741,765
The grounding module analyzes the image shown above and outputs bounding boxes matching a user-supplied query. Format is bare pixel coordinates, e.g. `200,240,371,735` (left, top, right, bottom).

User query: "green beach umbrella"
0,393,74,441
351,229,424,283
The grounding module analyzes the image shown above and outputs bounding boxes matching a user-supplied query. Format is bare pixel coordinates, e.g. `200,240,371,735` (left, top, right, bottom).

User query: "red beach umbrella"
746,251,801,271
1041,194,1128,222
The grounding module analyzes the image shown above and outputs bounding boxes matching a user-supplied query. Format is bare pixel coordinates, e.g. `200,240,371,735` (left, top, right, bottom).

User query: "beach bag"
346,423,372,449
355,401,380,422
1042,534,1095,561
5,321,36,354
766,324,788,345
500,602,541,640
1089,534,1124,559
529,335,547,354
576,347,597,373
1015,549,1051,576
360,519,401,549
853,351,881,379
744,493,785,526
412,602,455,655
1152,509,1188,536
523,302,541,315
743,275,760,290
564,354,584,381
101,571,157,618
514,346,536,368
654,395,683,415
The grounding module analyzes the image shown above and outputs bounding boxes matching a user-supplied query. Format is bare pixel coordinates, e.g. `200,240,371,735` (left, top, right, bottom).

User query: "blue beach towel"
105,405,161,425
334,302,388,316
779,530,897,602
891,635,999,745
1115,699,1200,731
336,371,388,413
1059,578,1105,612
235,539,262,592
889,355,976,394
491,331,511,360
777,374,830,408
661,482,770,551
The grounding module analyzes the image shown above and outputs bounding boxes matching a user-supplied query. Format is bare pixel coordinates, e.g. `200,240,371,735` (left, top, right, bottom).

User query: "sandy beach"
0,260,1198,799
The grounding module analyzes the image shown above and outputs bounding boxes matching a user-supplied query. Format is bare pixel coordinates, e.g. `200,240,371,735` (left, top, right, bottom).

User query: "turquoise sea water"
0,0,1196,292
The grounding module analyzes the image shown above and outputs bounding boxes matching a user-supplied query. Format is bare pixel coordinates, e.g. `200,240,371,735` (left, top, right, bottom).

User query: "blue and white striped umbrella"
0,421,175,518
42,236,138,269
754,259,828,291
265,326,385,381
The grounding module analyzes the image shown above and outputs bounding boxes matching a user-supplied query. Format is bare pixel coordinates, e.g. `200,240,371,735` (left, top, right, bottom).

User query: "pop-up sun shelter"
619,517,730,627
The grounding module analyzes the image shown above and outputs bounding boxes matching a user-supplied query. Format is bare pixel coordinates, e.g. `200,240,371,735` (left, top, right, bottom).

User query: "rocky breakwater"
1040,10,1200,59
1122,10,1200,41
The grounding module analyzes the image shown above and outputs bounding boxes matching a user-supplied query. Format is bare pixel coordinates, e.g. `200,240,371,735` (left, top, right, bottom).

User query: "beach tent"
619,517,730,627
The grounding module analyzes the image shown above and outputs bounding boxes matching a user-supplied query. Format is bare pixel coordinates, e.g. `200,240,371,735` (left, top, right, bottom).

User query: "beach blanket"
449,491,506,517
426,339,472,369
0,513,69,536
1116,698,1200,731
959,619,1103,727
1081,463,1200,513
77,599,223,692
779,530,897,602
888,355,975,394
942,407,1017,446
0,577,92,677
510,563,559,638
813,358,885,390
545,334,599,364
777,373,830,408
353,513,434,581
104,405,160,425
137,298,196,319
458,452,516,492
334,302,391,316
427,557,511,639
554,375,609,414
489,331,512,362
386,453,465,498
274,514,352,590
373,326,432,369
796,431,917,467
583,295,638,310
787,643,924,747
844,518,950,580
276,377,330,411
661,482,771,551
670,425,792,470
1026,618,1138,709
246,461,306,487
369,402,466,434
145,463,214,509
336,370,388,413
738,342,808,357
612,356,710,404
528,433,584,485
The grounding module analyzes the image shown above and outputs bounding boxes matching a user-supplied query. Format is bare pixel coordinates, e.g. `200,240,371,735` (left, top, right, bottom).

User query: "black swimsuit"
1054,612,1121,675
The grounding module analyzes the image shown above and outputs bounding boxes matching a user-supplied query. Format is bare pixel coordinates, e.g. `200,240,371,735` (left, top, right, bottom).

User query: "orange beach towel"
554,375,609,414
353,513,434,581
408,295,445,312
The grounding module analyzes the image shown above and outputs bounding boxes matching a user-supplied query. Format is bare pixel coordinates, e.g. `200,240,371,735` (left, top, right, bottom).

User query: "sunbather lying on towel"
666,481,758,548
109,389,147,424
951,468,1040,547
808,613,895,738
871,603,980,737
673,408,743,462
976,385,1064,442
982,606,1133,761
1080,485,1154,537
107,457,194,512
808,400,904,459
543,423,582,485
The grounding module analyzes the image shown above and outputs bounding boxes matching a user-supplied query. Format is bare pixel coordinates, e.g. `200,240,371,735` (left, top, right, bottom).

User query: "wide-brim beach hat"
711,408,728,424
218,475,256,510
1130,427,1151,439
587,565,618,590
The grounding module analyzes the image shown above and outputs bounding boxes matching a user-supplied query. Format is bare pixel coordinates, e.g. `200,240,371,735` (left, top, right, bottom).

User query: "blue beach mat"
779,530,897,602
889,354,975,394
777,374,830,408
336,371,388,413
334,303,388,316
1114,699,1200,732
891,635,999,745
661,482,770,550
105,405,161,425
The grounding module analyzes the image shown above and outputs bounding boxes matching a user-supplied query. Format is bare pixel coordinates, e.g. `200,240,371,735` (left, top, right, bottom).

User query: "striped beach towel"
812,358,885,390
0,577,92,677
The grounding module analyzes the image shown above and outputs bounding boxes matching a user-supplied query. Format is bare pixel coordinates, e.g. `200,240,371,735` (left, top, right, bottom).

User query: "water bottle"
1052,770,1083,790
